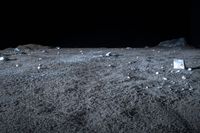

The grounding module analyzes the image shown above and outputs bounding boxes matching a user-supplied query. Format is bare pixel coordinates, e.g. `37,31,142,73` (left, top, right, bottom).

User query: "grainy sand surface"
0,45,200,133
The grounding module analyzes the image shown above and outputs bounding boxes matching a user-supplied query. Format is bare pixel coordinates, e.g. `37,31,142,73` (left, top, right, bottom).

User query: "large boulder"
158,37,187,48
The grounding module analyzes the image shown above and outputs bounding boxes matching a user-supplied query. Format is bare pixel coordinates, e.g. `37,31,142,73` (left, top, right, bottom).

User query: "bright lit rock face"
0,45,200,133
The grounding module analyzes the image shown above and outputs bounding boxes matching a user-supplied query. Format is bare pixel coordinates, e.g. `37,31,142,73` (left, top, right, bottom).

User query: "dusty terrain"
0,45,200,133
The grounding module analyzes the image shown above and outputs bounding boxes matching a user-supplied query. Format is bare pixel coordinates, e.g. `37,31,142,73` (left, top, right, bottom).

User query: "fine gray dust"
0,44,200,133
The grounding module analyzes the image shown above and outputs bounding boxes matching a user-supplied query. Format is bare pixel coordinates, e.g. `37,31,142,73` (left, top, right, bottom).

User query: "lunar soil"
0,44,200,133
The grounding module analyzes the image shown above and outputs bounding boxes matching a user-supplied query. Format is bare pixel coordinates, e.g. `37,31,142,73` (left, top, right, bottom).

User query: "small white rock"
42,50,46,53
161,66,164,69
189,87,193,91
127,76,131,80
14,48,20,52
16,64,19,67
128,61,132,64
156,72,159,75
108,64,114,67
145,86,149,89
80,50,84,54
187,68,192,71
0,56,5,61
163,77,167,81
38,58,42,60
105,52,112,57
182,75,186,80
56,47,60,50
175,70,180,73
136,56,139,59
37,64,41,70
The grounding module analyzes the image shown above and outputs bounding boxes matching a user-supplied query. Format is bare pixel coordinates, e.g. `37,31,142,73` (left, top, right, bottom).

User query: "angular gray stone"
158,38,187,47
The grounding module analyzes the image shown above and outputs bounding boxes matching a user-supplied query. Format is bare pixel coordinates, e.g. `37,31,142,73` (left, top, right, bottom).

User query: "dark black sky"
0,1,198,48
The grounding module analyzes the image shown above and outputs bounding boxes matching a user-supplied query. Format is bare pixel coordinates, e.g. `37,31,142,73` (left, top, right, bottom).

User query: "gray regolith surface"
0,45,200,133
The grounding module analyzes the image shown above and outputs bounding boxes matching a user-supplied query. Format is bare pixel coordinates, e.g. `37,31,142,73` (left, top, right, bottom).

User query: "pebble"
182,75,186,80
163,77,167,80
156,72,159,75
37,64,41,70
80,50,84,54
14,48,20,52
145,86,149,89
108,64,114,67
126,47,131,49
42,50,46,53
16,64,19,67
0,56,5,61
38,58,42,61
187,68,192,71
128,61,132,64
171,81,175,84
56,47,60,50
189,87,193,91
105,52,112,57
127,76,131,80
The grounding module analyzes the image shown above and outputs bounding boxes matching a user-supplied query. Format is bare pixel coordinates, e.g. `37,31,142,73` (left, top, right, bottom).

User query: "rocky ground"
0,44,200,133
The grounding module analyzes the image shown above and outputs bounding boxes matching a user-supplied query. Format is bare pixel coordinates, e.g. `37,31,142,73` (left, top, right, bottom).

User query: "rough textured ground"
0,45,200,133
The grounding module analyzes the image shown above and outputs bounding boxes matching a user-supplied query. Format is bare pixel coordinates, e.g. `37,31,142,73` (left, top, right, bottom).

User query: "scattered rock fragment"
42,50,47,53
163,77,167,81
56,47,60,50
128,61,132,64
105,52,112,57
156,72,159,75
126,47,131,49
14,48,20,52
37,64,41,70
0,56,9,61
158,37,187,48
175,70,180,73
127,76,131,80
181,75,186,80
108,64,115,67
0,56,5,61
